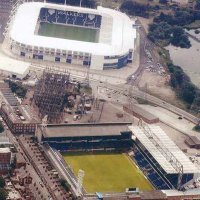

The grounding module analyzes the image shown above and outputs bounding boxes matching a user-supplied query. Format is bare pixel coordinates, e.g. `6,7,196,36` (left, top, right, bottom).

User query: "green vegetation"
148,13,192,48
0,177,5,189
120,1,151,18
63,152,153,193
0,177,7,200
0,188,8,200
38,23,99,43
147,3,200,48
120,0,159,18
167,62,200,111
60,179,71,192
193,124,200,132
8,81,27,98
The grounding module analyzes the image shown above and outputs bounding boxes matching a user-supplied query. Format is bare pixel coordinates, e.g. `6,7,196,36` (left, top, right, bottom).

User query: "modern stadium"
8,2,137,70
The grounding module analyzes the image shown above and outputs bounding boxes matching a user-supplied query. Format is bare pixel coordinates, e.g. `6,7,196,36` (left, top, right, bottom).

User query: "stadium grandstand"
8,2,136,70
129,124,199,191
36,122,133,151
36,122,199,192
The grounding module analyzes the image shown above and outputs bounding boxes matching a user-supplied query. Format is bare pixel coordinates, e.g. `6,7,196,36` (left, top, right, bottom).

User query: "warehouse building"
123,104,159,124
0,104,39,134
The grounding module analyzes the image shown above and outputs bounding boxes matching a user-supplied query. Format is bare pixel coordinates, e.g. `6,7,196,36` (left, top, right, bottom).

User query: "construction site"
28,68,107,124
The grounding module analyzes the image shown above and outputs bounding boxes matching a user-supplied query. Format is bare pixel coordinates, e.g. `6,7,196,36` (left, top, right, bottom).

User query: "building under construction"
33,69,72,123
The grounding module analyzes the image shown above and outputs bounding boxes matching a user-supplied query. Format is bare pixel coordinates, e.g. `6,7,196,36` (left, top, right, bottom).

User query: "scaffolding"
33,68,70,123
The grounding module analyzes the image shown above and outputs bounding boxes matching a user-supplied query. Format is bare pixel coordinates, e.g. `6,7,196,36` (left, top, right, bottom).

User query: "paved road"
98,82,200,125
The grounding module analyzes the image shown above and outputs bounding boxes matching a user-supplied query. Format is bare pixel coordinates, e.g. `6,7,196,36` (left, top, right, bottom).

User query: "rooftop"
0,147,11,153
42,122,132,138
0,82,19,106
1,104,39,124
129,125,199,174
124,104,159,121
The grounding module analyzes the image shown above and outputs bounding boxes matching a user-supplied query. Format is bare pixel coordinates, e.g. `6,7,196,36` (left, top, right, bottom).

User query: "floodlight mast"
77,169,85,196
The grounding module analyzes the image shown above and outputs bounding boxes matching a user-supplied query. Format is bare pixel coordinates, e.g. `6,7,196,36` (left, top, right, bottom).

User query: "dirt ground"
138,70,185,108
138,17,153,33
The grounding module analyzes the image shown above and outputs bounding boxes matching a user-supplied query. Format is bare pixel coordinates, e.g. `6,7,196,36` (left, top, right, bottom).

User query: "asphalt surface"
0,0,12,42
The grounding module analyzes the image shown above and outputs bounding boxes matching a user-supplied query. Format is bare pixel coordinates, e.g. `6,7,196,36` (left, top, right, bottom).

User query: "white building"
8,2,137,70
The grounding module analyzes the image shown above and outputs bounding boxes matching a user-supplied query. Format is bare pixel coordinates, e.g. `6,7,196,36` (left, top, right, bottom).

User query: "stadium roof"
0,51,30,77
42,122,132,138
129,125,199,174
10,2,136,56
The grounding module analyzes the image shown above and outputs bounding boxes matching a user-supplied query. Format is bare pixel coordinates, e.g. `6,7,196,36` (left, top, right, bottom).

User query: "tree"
171,26,191,48
0,188,8,200
0,177,5,188
120,1,150,18
180,82,196,104
60,179,71,192
193,124,200,132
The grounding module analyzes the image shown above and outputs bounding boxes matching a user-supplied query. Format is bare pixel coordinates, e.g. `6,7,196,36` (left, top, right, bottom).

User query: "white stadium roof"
10,2,136,56
129,125,199,174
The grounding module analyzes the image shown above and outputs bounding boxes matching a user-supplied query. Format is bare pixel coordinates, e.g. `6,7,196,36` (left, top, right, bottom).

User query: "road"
97,82,200,125
5,130,53,200
29,63,200,125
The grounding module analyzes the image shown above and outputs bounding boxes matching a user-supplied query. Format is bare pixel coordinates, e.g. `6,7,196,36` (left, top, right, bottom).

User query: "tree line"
120,0,160,18
167,63,200,112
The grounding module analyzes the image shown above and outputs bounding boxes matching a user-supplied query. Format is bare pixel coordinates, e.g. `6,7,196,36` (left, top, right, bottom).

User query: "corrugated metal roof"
129,125,199,174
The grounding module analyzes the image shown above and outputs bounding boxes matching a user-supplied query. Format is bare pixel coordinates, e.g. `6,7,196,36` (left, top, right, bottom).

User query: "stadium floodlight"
77,169,85,195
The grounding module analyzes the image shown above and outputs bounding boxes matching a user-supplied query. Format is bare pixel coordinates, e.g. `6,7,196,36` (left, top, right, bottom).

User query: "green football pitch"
62,152,153,193
38,22,99,43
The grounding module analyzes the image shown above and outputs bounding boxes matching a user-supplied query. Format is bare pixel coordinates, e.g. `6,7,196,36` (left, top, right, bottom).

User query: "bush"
167,63,197,105
8,81,27,98
193,124,200,132
0,177,5,188
120,0,150,18
60,179,71,192
0,188,8,200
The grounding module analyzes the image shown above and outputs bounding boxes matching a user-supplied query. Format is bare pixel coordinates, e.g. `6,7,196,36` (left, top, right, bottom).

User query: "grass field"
38,22,99,43
62,152,153,193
